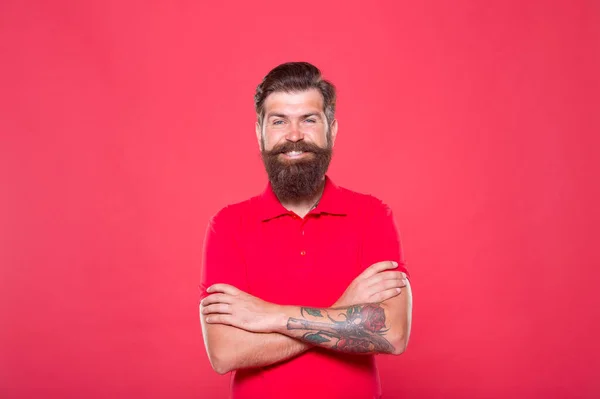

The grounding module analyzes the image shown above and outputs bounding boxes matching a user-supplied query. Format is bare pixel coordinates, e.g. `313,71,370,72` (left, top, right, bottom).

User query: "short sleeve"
199,208,249,302
359,199,410,278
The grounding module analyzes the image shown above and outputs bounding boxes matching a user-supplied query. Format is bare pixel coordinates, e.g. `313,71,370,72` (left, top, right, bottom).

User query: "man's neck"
278,180,325,219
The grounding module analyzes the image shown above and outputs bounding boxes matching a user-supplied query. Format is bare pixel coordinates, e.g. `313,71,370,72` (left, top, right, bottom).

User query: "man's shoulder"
208,194,262,225
334,183,390,212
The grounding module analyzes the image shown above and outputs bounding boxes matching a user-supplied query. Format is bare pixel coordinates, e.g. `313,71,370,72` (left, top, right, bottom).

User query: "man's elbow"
381,293,412,356
390,336,408,355
207,352,234,375
388,329,409,356
203,338,237,375
212,364,231,376
201,316,238,374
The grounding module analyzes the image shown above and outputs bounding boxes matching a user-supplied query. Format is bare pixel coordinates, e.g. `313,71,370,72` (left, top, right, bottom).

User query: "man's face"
256,89,338,201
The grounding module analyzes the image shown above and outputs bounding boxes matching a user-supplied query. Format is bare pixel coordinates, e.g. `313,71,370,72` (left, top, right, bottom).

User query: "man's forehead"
263,89,324,115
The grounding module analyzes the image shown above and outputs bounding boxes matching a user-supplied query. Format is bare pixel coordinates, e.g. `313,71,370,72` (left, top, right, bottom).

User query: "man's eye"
273,120,284,125
305,119,316,123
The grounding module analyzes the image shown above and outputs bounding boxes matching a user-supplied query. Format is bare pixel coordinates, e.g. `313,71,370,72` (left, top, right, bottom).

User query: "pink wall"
1,1,598,398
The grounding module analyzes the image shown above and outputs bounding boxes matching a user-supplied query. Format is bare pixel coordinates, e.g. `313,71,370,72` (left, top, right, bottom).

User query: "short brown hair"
254,62,336,127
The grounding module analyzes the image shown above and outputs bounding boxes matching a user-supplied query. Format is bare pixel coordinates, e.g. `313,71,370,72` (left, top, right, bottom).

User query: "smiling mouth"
281,151,311,158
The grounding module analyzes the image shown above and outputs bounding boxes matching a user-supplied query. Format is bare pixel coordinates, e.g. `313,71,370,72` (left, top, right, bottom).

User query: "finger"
207,284,240,295
360,261,398,279
202,303,232,315
364,278,406,299
376,279,407,291
369,287,402,303
365,271,405,286
201,293,234,307
204,314,234,326
361,277,401,299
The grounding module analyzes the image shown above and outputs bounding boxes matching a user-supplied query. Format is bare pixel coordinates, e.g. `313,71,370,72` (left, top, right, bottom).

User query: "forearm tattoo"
286,304,395,354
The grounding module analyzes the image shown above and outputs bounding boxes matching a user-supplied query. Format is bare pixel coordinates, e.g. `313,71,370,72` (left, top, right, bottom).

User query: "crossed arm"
200,261,412,374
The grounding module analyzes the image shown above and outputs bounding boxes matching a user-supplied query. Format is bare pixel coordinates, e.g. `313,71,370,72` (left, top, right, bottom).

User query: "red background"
1,1,599,398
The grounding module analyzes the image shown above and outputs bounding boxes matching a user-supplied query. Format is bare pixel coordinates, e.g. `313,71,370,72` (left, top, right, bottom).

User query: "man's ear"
329,119,339,148
255,121,262,151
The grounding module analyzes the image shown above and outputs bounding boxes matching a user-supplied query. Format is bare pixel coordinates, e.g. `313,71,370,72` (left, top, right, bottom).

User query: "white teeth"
286,151,303,156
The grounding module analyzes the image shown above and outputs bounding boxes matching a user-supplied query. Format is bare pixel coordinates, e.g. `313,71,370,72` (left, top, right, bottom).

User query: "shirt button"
300,250,306,256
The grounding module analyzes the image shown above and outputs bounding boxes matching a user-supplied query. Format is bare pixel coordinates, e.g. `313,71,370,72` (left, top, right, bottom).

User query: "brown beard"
261,140,332,201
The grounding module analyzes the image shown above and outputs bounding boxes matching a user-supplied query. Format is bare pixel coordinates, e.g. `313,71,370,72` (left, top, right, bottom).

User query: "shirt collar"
258,175,349,221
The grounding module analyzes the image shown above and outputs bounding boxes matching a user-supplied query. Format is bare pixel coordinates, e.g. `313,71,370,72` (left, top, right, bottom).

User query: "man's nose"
285,122,304,142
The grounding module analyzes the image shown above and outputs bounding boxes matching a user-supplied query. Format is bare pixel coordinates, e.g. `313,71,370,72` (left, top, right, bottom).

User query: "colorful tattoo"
287,303,395,354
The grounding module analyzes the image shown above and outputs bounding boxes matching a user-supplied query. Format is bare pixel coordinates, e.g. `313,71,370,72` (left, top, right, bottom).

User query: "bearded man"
199,62,413,399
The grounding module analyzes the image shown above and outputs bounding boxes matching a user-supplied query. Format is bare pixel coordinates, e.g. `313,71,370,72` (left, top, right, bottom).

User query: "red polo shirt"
200,176,409,399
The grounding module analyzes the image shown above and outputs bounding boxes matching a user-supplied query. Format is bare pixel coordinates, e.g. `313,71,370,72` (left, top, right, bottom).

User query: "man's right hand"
333,261,407,307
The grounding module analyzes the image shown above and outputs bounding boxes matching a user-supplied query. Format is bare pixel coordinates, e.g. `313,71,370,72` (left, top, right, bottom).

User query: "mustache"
264,141,329,155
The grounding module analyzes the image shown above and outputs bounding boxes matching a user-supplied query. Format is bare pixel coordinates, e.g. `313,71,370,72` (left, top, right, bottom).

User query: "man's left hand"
201,284,284,333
